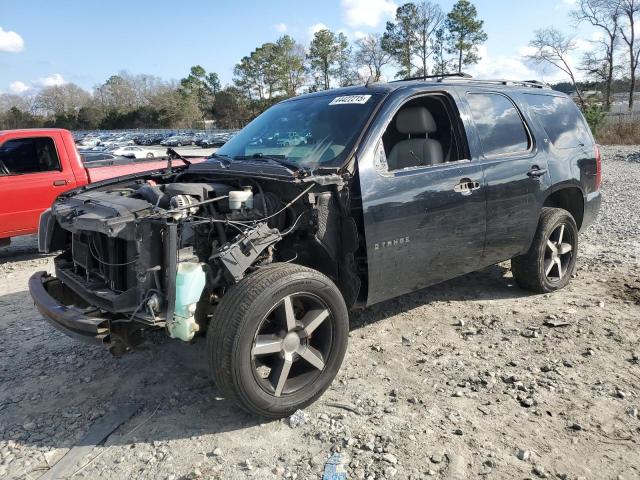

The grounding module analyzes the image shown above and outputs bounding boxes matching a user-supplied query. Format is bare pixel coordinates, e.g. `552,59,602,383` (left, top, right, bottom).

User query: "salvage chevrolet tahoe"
30,75,602,417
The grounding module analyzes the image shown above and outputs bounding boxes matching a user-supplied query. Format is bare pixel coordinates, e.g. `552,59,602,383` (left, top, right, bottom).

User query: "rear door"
358,91,487,305
463,90,552,266
0,132,78,238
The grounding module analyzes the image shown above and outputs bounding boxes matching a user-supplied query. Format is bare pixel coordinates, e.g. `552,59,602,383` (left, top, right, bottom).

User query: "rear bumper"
28,271,109,344
582,191,602,231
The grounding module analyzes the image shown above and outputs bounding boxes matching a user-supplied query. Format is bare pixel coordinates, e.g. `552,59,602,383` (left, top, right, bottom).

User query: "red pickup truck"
0,128,203,246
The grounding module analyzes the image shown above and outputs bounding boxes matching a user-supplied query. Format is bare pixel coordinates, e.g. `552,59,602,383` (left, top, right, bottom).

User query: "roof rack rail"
390,72,472,83
389,73,551,89
439,77,551,89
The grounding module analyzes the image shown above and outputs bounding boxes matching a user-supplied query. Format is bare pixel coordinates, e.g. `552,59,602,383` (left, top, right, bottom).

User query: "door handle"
527,166,548,178
53,180,68,186
454,179,481,195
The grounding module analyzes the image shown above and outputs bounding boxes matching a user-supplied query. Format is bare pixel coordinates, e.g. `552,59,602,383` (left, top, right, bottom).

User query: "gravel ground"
0,146,638,480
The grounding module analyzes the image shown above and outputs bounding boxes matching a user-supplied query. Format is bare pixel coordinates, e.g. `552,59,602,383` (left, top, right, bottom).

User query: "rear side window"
467,93,530,157
0,137,61,175
524,94,592,149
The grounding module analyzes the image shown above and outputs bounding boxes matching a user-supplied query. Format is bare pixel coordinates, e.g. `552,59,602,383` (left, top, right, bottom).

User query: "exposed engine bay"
41,168,363,354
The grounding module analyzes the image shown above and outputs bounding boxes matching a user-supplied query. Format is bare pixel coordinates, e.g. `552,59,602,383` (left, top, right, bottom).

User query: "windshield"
214,93,382,168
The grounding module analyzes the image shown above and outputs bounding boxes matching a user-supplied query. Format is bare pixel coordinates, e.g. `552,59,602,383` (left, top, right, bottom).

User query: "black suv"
31,75,601,418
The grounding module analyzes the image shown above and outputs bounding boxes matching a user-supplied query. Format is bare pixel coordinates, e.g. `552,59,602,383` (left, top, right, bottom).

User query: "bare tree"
571,0,620,109
355,34,392,82
526,27,586,108
619,0,640,110
35,83,91,117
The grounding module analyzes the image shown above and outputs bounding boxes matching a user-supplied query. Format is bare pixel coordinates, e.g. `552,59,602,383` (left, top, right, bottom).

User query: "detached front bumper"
28,271,110,344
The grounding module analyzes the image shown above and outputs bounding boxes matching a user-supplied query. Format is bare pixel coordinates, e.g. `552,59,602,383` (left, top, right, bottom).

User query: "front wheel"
511,207,578,293
146,152,154,158
207,263,349,418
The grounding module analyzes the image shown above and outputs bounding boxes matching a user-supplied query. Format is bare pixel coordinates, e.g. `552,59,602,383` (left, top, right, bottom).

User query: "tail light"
594,144,602,191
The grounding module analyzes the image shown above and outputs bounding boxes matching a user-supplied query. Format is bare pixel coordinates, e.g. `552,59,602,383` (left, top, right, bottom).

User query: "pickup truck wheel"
207,263,349,418
511,207,578,293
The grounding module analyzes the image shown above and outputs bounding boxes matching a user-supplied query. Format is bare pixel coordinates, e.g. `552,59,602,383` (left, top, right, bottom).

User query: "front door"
358,93,487,306
0,134,77,238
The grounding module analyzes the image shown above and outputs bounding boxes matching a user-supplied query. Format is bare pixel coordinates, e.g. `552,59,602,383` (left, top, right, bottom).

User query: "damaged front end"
32,166,341,355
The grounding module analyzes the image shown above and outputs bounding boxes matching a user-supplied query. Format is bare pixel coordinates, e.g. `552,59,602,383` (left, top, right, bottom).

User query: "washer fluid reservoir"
169,262,206,342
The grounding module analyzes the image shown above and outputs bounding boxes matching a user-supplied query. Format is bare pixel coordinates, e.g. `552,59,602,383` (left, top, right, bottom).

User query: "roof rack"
391,73,551,89
390,72,472,83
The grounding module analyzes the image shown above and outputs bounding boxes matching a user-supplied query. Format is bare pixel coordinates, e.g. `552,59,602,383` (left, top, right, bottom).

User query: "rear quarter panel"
520,93,597,191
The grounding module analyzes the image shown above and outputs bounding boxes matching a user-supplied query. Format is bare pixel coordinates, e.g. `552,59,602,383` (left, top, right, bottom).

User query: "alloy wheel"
251,293,334,397
544,223,574,282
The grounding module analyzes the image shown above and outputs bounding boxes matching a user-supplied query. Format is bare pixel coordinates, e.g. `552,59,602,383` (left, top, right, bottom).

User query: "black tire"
511,207,578,293
146,152,154,158
207,263,349,418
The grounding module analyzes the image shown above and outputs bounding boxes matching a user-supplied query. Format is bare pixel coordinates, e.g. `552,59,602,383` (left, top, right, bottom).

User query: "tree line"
6,0,638,132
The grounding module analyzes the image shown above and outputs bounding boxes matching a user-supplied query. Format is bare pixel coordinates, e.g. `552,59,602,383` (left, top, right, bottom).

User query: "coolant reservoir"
169,262,206,342
228,186,253,211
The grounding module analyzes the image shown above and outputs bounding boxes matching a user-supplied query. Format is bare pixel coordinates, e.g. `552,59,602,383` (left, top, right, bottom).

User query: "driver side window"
381,94,466,171
0,137,61,176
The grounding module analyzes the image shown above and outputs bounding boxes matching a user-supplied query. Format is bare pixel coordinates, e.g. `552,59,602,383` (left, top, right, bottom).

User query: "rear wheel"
511,207,578,293
146,152,154,158
207,263,349,418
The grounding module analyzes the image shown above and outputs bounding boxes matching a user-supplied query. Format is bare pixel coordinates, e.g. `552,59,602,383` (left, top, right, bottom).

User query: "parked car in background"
111,145,156,158
78,136,101,147
136,133,165,145
277,131,308,146
0,128,205,246
200,132,235,148
100,134,135,148
161,135,193,147
81,152,134,164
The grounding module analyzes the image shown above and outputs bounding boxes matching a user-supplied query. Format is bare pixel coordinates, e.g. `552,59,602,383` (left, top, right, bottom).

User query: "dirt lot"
1,146,639,480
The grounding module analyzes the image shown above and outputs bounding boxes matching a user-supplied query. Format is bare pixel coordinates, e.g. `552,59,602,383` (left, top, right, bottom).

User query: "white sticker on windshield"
329,95,372,105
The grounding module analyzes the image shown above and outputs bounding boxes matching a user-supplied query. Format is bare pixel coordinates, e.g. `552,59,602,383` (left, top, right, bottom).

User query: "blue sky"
0,0,595,95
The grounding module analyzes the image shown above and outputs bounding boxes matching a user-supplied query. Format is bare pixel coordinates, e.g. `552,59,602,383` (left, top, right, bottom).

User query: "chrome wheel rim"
251,293,334,397
544,223,574,282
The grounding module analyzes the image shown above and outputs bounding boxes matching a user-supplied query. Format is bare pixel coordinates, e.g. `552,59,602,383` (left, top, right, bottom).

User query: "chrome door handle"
527,167,548,178
53,179,68,186
454,179,481,195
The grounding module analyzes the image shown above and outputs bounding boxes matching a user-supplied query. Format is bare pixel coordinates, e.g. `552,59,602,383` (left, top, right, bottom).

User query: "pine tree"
445,0,488,73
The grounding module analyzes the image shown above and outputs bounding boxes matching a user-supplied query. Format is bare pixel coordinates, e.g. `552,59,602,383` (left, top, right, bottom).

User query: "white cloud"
469,45,539,81
9,81,31,94
466,42,593,83
308,23,328,37
0,26,24,53
342,0,397,28
274,23,287,33
36,73,66,87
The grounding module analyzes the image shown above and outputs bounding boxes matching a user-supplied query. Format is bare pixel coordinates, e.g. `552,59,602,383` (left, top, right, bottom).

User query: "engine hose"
206,204,227,245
